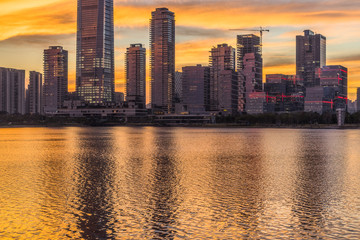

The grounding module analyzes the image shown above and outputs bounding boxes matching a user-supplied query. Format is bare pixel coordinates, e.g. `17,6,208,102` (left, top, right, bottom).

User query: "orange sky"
0,0,359,100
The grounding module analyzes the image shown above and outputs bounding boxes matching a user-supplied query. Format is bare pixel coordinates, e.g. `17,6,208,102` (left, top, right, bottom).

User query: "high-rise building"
0,67,25,114
27,71,43,114
264,74,304,112
241,53,263,113
237,34,261,71
357,88,360,112
43,46,68,114
125,44,146,109
76,0,115,104
182,65,210,114
304,86,334,114
174,71,183,103
319,65,347,96
150,8,175,114
296,30,326,87
209,44,237,114
237,34,263,113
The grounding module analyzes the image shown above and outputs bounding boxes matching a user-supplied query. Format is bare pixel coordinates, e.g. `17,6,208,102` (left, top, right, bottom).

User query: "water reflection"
73,129,117,239
0,127,360,239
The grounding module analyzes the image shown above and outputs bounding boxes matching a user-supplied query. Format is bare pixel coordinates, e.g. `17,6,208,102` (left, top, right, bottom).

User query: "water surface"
0,127,359,239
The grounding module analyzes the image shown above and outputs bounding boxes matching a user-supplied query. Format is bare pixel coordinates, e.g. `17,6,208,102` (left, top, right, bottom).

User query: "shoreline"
1,123,360,130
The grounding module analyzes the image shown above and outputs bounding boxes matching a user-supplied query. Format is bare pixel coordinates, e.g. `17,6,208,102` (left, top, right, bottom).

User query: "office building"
150,8,175,114
237,34,262,113
43,46,68,114
264,74,304,112
182,65,210,114
175,71,183,103
209,44,237,114
241,53,263,113
0,67,25,114
125,44,146,109
318,65,348,110
76,0,115,104
296,30,326,87
304,86,335,114
357,88,360,112
27,71,43,114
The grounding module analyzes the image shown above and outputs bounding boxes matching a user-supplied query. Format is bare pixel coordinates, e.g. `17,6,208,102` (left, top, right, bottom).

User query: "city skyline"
0,0,359,100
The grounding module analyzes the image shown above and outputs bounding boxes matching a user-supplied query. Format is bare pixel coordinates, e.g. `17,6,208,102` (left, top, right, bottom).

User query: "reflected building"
76,0,115,105
150,8,175,114
296,30,326,87
0,67,25,114
26,71,43,115
125,44,146,109
43,46,68,114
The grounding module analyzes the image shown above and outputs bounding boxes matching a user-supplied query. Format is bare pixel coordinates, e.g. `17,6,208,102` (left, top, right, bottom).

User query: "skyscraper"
27,71,43,114
174,71,183,103
237,34,263,113
182,65,210,114
0,67,25,114
241,53,263,113
76,0,114,104
125,44,146,109
237,34,261,71
150,8,175,114
43,46,68,114
209,44,238,114
296,30,326,87
357,88,360,112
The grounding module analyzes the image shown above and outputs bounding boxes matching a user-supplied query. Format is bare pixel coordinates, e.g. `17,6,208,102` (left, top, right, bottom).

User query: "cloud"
0,34,75,47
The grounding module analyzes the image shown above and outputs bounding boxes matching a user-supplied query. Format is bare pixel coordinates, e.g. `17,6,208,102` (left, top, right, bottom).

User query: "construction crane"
229,27,270,56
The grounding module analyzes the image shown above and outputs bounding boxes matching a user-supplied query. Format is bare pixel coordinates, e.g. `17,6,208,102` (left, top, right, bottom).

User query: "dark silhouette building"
43,46,68,114
150,8,175,114
182,65,210,114
76,0,115,104
296,30,326,87
26,71,43,115
0,67,25,114
125,44,146,109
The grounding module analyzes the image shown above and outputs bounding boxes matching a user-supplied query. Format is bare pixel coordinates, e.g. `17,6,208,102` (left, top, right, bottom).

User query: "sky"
0,0,359,100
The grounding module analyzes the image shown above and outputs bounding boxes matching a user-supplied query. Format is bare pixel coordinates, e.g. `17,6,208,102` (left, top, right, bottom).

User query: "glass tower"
150,8,175,114
76,0,115,105
296,30,326,87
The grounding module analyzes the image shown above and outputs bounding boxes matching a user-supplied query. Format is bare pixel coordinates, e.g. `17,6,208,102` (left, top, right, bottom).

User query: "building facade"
125,44,146,109
318,65,348,110
296,30,326,87
237,34,262,113
43,46,68,114
0,67,25,114
357,88,360,112
27,71,43,114
174,71,183,103
150,8,175,114
182,65,210,114
241,53,263,113
76,0,115,104
209,44,237,114
304,86,335,114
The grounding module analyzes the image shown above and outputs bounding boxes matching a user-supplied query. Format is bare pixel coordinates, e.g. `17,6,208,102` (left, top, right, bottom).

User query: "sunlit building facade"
150,8,175,114
43,46,68,114
76,0,115,104
296,30,326,87
125,44,146,109
0,67,25,114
